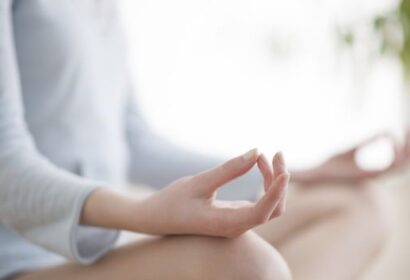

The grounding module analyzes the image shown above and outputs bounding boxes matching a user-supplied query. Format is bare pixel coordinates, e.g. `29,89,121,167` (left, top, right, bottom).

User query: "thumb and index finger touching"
257,152,289,217
193,148,290,214
192,148,290,231
194,148,289,190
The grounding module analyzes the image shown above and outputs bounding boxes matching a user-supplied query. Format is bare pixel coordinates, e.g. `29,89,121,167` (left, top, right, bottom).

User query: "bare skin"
14,135,407,280
16,232,291,280
291,133,408,185
80,149,290,238
15,149,292,280
255,185,388,280
16,186,387,280
252,135,396,280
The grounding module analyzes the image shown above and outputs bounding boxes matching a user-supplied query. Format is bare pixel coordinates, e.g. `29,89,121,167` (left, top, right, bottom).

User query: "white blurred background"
119,0,410,278
120,0,403,170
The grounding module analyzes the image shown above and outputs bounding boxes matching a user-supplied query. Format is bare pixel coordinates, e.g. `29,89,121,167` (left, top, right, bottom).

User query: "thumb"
193,148,259,194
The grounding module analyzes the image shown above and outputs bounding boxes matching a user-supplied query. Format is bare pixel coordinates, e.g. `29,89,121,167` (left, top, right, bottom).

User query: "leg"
255,185,390,280
254,184,366,244
15,232,291,280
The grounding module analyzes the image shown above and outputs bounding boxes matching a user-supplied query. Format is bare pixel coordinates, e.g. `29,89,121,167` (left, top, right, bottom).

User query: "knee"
202,232,292,280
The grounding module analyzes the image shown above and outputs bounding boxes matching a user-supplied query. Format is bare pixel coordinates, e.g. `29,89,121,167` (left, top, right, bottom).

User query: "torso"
12,0,131,182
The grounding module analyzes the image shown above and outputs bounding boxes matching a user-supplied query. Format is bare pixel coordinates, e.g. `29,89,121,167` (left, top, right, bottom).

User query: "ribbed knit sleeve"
0,0,118,263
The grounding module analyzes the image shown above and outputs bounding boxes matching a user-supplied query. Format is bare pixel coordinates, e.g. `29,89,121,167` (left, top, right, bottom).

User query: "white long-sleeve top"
0,1,262,278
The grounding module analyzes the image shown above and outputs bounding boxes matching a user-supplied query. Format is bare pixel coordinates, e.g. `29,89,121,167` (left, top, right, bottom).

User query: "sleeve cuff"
69,187,120,264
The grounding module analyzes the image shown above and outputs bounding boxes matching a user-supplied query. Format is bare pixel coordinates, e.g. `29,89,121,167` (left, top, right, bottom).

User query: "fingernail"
243,148,259,161
276,151,286,169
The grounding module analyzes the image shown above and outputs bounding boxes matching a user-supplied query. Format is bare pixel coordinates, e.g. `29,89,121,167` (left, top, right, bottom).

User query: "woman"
0,1,401,279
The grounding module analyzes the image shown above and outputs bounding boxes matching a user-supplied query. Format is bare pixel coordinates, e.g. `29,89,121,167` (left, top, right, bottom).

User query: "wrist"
81,188,143,232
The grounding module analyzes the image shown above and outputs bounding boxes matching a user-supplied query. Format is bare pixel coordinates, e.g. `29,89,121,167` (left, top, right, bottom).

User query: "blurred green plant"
398,0,410,76
338,0,410,78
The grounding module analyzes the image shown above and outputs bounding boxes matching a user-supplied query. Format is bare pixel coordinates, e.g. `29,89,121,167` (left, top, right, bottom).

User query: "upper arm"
0,0,34,156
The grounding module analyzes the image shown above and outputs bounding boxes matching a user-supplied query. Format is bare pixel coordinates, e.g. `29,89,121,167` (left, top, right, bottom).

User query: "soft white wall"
119,0,403,168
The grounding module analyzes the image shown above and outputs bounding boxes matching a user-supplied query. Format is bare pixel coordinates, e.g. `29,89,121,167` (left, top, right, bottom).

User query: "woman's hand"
82,149,289,238
292,133,408,186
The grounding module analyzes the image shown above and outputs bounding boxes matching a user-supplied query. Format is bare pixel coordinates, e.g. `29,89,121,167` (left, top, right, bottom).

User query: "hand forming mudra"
82,149,290,238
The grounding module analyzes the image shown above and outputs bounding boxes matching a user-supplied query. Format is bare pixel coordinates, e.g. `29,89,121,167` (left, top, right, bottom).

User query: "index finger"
253,173,289,224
